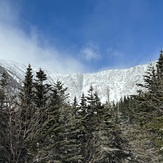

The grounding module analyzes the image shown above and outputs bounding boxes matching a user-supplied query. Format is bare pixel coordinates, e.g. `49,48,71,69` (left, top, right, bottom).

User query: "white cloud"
80,42,100,61
0,0,86,74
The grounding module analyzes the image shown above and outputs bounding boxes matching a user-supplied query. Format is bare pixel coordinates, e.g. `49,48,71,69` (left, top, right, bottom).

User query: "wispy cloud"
80,42,100,61
0,0,86,74
107,48,124,57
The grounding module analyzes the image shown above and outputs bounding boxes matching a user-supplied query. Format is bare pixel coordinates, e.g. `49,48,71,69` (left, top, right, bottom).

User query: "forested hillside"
0,52,163,162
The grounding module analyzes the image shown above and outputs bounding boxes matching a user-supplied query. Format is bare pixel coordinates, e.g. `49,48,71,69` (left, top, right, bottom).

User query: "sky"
0,0,163,74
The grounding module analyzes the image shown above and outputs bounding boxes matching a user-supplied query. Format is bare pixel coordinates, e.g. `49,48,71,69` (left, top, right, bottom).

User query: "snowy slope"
49,64,149,103
0,60,153,103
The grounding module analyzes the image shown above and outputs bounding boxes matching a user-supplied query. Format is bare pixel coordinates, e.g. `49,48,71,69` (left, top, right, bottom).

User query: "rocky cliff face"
0,60,154,103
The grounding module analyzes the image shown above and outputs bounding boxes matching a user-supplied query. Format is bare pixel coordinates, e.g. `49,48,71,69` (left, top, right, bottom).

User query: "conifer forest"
0,52,163,163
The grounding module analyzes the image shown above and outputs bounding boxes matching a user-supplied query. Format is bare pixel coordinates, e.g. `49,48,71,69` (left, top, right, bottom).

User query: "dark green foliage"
123,51,163,155
144,116,163,149
53,80,69,107
0,67,44,163
86,85,95,107
0,72,8,108
88,104,130,163
137,51,163,115
0,73,9,162
34,68,50,108
156,49,163,75
79,93,87,116
118,96,137,124
0,72,8,88
73,96,77,109
0,67,49,162
5,55,163,162
137,63,157,93
36,81,76,162
73,86,130,163
55,105,83,162
80,93,86,108
19,64,34,106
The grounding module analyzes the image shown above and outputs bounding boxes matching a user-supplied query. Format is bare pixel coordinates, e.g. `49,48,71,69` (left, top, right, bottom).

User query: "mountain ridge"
0,60,155,103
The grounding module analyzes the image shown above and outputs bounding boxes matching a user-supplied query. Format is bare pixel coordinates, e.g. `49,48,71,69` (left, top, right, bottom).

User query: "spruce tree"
135,51,163,153
19,64,34,105
136,51,163,116
34,68,50,108
53,80,69,107
37,80,71,162
45,81,82,162
79,86,102,162
86,85,95,107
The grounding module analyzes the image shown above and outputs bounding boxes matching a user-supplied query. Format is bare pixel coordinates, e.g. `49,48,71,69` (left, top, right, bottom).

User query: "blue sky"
0,0,163,73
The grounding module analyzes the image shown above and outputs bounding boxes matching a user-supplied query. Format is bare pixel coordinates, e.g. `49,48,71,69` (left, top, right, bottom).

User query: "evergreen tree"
19,64,34,106
90,104,130,163
157,49,163,75
77,86,130,162
0,72,8,162
80,93,87,108
0,72,8,108
155,50,163,114
55,105,83,162
0,93,39,162
34,68,50,108
118,96,136,124
135,51,163,152
79,93,87,116
73,96,77,109
136,51,163,116
53,80,69,107
86,85,95,107
18,64,35,128
79,86,102,162
72,96,80,115
39,82,83,162
94,91,102,109
12,65,42,162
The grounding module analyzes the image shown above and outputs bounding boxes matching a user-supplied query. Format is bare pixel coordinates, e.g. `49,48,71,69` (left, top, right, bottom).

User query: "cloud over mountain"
0,0,87,74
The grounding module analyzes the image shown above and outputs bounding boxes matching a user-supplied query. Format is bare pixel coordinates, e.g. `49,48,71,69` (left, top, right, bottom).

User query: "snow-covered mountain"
0,60,153,103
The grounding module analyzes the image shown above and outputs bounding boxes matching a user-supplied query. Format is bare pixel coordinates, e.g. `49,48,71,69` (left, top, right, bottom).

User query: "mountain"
0,60,153,103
